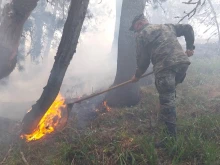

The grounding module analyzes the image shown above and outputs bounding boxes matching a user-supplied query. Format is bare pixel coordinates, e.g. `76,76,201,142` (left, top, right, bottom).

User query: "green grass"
5,98,219,165
2,56,220,165
163,115,220,165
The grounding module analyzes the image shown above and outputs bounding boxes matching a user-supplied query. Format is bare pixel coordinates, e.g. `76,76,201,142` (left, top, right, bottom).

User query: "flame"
21,93,66,142
103,101,111,112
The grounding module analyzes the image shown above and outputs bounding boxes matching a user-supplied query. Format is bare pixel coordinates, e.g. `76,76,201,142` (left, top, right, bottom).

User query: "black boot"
155,137,168,148
155,122,176,148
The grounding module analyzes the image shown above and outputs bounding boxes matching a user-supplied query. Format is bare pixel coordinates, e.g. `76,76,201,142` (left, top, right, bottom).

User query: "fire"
21,93,66,142
103,101,111,112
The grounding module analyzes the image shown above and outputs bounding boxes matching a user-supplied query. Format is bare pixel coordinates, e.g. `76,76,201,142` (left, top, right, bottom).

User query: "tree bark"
22,0,90,134
105,0,147,107
0,0,39,79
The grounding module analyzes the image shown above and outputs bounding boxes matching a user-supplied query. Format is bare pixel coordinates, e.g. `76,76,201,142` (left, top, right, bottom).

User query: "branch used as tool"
66,71,154,106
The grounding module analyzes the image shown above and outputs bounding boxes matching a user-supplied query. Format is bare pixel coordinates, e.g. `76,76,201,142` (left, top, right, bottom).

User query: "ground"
0,55,220,165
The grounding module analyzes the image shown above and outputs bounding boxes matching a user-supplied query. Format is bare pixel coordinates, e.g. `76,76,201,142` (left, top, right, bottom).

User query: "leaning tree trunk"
0,0,39,80
105,0,147,107
22,0,90,134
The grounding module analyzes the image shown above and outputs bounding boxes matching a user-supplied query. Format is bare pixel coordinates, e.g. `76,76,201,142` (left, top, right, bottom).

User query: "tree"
207,0,220,49
110,0,122,53
178,0,220,50
20,0,67,64
22,0,90,134
29,0,46,63
0,0,39,80
105,0,147,107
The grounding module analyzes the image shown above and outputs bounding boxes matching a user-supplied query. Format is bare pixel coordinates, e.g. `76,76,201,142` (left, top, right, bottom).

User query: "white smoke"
0,0,117,119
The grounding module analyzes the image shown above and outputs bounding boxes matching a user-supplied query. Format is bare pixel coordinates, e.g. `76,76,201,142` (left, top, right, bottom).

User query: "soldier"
130,14,195,147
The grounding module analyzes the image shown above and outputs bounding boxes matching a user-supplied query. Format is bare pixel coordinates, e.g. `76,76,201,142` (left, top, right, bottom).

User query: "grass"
2,56,220,165
164,115,220,165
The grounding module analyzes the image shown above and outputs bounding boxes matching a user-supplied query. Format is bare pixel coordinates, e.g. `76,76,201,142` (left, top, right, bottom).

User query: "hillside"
1,56,220,165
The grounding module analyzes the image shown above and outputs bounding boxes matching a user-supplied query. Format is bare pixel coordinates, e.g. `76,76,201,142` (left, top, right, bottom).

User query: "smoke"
0,0,117,119
145,0,220,42
1,0,219,120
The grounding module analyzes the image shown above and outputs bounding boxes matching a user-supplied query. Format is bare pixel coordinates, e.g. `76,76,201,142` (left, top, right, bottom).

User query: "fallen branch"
0,144,13,165
71,158,75,165
20,151,29,165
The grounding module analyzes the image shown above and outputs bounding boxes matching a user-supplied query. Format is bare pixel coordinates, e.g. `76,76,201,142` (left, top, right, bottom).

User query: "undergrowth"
2,57,220,165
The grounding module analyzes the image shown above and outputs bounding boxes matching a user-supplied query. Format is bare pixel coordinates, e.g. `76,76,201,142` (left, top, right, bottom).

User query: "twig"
0,144,13,165
207,32,217,42
203,24,214,34
158,1,166,14
98,0,102,4
20,152,29,165
71,158,75,165
178,0,206,23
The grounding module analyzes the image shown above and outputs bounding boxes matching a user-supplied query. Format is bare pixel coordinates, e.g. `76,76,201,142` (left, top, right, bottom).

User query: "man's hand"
131,75,139,83
185,50,194,57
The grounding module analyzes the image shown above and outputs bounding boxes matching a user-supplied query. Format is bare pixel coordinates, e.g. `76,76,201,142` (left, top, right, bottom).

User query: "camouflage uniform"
134,24,195,135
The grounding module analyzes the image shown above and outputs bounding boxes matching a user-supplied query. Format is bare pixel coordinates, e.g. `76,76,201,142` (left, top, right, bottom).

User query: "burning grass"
103,101,111,112
3,85,220,164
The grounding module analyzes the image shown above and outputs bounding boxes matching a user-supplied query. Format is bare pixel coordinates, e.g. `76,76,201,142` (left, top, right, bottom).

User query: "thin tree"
22,0,90,134
0,0,39,80
207,0,220,49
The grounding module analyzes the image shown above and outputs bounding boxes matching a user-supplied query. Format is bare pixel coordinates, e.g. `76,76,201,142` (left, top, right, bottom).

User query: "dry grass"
1,57,220,165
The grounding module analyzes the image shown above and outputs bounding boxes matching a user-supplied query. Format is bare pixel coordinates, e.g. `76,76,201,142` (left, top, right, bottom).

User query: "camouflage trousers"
155,64,189,125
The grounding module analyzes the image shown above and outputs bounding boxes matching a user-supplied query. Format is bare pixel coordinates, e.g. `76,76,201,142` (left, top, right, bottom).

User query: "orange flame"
21,93,66,142
103,101,111,112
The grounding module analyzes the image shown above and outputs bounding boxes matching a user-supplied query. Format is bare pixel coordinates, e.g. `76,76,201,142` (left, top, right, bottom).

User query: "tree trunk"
0,0,39,79
207,0,220,52
22,0,90,134
105,0,147,107
110,0,123,51
43,1,59,59
0,0,3,19
30,1,46,63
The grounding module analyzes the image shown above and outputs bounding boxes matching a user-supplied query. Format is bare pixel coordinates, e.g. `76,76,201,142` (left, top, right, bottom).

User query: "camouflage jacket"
135,24,194,78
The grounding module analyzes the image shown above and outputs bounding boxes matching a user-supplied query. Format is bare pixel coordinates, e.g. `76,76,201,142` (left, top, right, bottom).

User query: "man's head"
130,14,149,32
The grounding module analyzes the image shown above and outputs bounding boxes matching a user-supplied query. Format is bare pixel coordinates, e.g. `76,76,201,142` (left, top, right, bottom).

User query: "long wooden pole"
66,71,154,106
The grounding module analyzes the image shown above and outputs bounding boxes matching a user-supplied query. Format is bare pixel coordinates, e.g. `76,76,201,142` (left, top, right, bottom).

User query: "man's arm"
133,36,151,80
173,24,195,51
